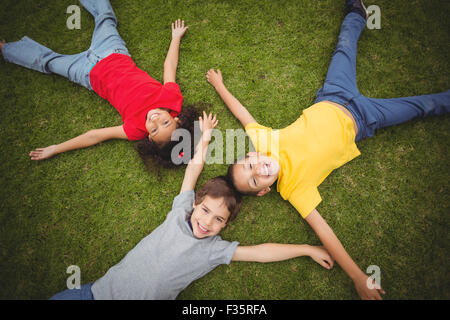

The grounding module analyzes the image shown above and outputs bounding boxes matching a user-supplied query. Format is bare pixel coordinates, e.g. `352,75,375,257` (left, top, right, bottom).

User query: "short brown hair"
195,176,242,222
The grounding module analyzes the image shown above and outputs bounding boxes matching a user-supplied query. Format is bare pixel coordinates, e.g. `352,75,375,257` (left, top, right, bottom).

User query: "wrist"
350,270,367,282
201,132,212,143
214,82,225,91
303,244,313,256
51,144,60,155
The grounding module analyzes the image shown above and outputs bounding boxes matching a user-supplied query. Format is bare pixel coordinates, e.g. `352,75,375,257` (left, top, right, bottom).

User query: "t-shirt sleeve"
164,82,182,96
159,82,183,114
209,238,240,267
288,186,322,219
122,122,147,141
171,190,195,213
244,122,273,155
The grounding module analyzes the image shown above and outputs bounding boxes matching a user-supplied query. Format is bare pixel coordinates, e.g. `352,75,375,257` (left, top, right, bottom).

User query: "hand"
308,246,335,270
29,145,57,161
198,111,218,142
171,19,188,40
206,69,223,88
354,274,386,300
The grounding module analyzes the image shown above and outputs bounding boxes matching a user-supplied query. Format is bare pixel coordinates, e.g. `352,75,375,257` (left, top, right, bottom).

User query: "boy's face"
232,152,280,196
190,196,231,239
145,108,180,145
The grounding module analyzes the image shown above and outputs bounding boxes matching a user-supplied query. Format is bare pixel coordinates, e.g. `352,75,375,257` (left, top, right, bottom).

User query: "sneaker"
345,0,368,20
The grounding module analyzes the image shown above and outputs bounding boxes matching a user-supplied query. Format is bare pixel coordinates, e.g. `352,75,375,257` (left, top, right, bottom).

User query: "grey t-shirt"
91,190,239,300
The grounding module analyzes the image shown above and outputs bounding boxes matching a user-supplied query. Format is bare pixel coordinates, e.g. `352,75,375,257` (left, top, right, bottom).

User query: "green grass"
0,0,449,300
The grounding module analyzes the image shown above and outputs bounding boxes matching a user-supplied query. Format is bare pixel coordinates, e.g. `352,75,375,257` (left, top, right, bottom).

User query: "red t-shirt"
89,53,183,140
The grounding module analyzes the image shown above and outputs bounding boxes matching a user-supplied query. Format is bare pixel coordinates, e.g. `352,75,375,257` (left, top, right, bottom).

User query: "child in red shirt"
1,0,197,167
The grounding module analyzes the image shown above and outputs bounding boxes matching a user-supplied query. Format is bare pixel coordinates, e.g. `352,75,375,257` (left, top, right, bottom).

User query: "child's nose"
255,163,265,176
205,216,214,226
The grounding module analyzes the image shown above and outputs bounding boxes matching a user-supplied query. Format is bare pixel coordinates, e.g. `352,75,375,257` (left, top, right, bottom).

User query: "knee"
95,12,118,27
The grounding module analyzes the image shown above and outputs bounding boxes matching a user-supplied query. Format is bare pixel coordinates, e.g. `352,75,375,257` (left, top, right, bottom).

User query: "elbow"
85,129,102,144
164,61,176,72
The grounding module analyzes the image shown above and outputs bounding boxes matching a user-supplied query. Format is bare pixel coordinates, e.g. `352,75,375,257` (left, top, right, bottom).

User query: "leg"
79,0,130,59
49,283,94,300
352,91,450,141
1,36,93,89
315,12,367,105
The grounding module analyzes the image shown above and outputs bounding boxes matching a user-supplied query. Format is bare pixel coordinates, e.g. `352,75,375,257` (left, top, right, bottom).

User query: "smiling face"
190,195,231,239
231,153,280,196
145,108,180,145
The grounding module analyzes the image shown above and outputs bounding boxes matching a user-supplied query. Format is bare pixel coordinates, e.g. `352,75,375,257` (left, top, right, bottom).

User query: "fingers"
324,257,334,269
206,68,220,76
367,279,384,300
29,149,44,160
199,111,219,129
172,19,187,30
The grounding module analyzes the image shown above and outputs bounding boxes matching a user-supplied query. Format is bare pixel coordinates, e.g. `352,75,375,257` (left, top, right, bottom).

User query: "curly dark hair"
136,105,204,170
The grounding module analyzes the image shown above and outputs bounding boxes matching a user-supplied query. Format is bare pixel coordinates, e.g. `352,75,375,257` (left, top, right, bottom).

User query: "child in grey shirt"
50,112,334,300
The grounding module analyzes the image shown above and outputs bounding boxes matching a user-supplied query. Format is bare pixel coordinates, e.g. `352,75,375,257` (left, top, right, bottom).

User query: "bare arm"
232,243,334,269
29,125,128,160
179,112,218,193
163,19,188,84
305,209,385,300
206,69,256,128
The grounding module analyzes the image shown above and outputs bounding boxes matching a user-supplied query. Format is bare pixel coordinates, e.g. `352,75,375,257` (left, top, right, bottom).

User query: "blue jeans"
49,283,94,300
1,0,130,90
314,13,450,141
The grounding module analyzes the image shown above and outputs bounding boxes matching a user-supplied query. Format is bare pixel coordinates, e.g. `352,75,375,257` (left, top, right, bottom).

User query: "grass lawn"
0,0,449,300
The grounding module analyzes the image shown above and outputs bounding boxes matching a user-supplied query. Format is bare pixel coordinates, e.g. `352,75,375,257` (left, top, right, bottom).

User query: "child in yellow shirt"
206,0,449,300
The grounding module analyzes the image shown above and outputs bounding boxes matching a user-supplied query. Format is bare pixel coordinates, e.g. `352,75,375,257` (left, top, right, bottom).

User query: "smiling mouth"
197,222,209,234
263,163,271,176
150,113,159,121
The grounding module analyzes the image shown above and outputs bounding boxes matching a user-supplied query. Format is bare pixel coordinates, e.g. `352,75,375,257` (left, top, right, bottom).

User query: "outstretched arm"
232,243,334,270
206,69,256,127
29,125,128,160
179,112,218,193
163,19,188,84
305,209,386,300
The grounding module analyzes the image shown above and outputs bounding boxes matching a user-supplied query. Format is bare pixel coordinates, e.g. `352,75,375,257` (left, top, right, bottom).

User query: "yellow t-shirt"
245,102,361,218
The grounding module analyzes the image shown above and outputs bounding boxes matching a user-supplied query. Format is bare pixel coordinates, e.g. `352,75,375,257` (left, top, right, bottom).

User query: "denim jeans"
2,0,130,90
314,12,450,141
49,283,94,300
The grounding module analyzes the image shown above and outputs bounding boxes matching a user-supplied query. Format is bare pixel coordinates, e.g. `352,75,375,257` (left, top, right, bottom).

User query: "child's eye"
253,178,257,186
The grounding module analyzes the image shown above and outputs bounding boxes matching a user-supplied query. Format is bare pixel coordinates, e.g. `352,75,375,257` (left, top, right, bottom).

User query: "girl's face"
232,152,280,195
190,196,230,239
145,108,180,145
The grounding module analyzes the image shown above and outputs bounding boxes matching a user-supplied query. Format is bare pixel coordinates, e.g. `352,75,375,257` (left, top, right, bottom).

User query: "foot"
345,0,368,20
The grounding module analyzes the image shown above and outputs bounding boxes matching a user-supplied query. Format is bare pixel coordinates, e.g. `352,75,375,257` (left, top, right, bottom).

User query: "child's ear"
256,187,271,197
175,117,180,124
